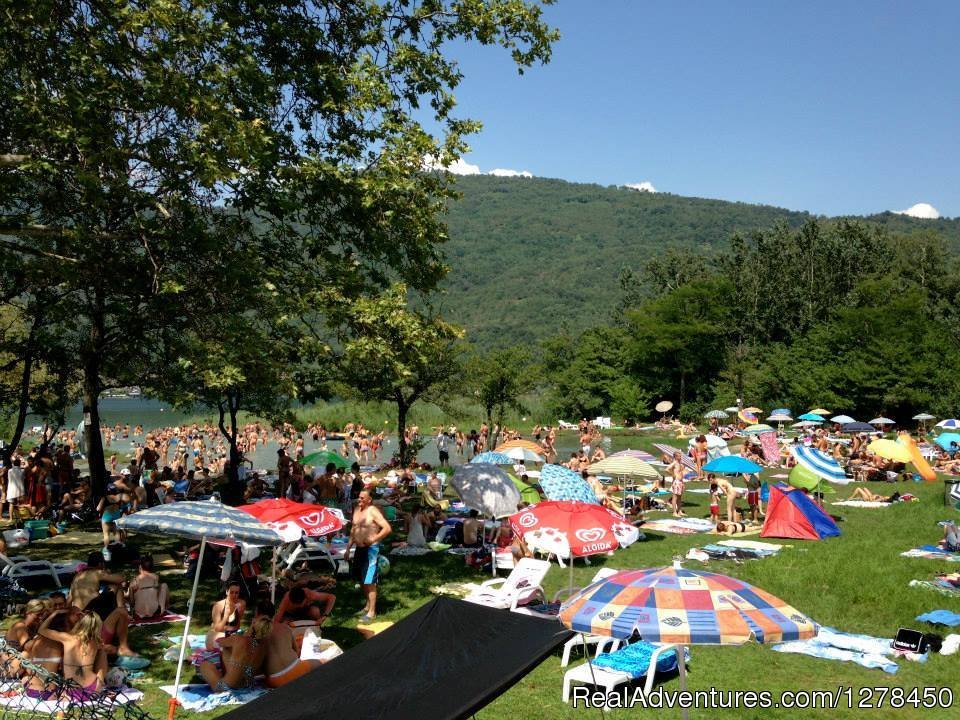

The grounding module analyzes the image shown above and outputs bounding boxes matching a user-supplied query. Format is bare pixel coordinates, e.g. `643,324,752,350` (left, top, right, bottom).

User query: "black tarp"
220,597,571,720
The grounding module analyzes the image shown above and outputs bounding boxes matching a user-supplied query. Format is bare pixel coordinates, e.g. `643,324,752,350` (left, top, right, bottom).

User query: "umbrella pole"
569,558,574,594
679,643,689,720
169,535,207,720
581,632,605,719
271,546,277,603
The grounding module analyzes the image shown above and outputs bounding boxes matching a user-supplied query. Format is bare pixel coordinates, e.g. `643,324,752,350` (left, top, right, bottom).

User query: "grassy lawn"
11,432,960,720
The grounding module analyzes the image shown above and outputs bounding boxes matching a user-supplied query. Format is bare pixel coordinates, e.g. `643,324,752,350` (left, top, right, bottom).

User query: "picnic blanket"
160,684,266,712
772,626,899,674
832,500,890,508
0,687,143,713
901,546,960,562
130,611,188,626
641,517,714,535
909,579,960,597
916,610,960,626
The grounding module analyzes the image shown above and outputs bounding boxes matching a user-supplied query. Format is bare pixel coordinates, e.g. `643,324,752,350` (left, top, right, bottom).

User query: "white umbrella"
913,413,936,421
724,406,740,413
870,417,895,426
767,413,793,422
792,421,819,428
500,445,545,463
117,501,283,716
830,415,855,424
936,418,960,429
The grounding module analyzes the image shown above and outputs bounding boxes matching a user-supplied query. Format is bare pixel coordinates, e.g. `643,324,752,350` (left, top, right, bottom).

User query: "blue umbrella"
118,501,283,706
703,456,763,475
470,451,513,465
539,464,599,504
770,408,792,417
793,446,850,484
934,433,960,451
797,412,825,422
842,421,879,433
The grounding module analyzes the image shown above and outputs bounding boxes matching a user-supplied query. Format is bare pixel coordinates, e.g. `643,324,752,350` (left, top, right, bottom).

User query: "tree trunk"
83,300,108,501
4,317,39,466
217,392,244,505
396,394,409,466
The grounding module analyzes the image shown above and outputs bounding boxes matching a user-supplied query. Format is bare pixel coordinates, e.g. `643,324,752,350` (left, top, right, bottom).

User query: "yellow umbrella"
588,456,660,479
810,408,831,415
867,438,912,463
743,406,763,413
496,439,544,455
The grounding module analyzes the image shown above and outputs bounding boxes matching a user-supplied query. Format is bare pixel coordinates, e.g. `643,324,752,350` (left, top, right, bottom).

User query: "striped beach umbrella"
792,446,850,484
559,566,819,645
587,455,659,479
539,464,599,504
470,451,513,465
496,439,544,454
703,410,729,420
653,443,696,471
610,448,658,463
742,423,774,435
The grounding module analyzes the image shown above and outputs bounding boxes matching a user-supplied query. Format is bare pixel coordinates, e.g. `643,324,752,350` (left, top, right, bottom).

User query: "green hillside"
440,175,960,346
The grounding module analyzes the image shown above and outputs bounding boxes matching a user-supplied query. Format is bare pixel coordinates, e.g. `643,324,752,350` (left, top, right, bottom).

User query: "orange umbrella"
496,439,544,454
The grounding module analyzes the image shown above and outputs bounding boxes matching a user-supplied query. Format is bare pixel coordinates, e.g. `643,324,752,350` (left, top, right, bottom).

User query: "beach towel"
160,684,266,712
716,539,784,552
772,626,898,674
130,611,188,626
908,579,960,597
916,610,960,626
592,642,685,679
709,526,763,537
832,500,890,508
642,518,714,535
901,547,960,562
0,687,143,713
759,432,780,465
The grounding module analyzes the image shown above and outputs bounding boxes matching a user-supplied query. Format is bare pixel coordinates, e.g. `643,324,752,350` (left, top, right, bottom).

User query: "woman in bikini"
127,555,169,619
199,614,270,692
24,608,76,699
205,582,246,650
37,610,106,701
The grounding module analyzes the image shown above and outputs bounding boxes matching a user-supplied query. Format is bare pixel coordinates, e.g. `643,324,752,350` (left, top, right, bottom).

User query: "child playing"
745,473,762,523
708,476,720,526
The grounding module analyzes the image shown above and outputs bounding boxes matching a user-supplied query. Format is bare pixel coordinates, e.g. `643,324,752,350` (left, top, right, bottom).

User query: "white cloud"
422,155,481,175
624,181,657,193
488,168,533,178
894,202,940,219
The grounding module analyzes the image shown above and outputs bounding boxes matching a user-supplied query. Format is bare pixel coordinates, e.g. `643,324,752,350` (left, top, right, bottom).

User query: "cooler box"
24,520,49,540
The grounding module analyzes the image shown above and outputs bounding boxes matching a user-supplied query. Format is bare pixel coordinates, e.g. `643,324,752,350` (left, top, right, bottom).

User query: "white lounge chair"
464,558,549,611
278,540,344,574
555,568,621,664
562,639,688,705
0,553,84,588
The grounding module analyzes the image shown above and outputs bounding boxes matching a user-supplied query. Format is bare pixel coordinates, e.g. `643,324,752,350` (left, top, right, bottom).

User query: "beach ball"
377,555,391,576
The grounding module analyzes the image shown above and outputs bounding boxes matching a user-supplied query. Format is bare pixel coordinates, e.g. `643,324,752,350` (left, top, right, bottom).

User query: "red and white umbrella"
510,500,640,585
239,498,345,542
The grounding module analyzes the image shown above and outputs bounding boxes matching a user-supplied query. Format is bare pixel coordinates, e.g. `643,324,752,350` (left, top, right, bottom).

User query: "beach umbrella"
791,420,819,428
770,408,792,417
934,433,960,451
787,463,821,491
655,400,674,414
238,499,345,542
830,415,855,425
743,406,763,414
450,463,521,519
300,450,349,469
797,412,825,422
117,501,283,718
560,564,818,644
703,456,762,475
653,443,697,472
841,421,879,434
936,418,960,430
792,446,850,484
870,417,896,426
510,475,542,504
511,501,641,589
703,409,729,420
587,455,660,480
499,445,545,463
724,406,740,413
688,435,728,452
742,424,774,435
809,408,831,416
738,409,758,424
539,464,600,504
610,448,658,463
913,413,936,421
470,451,513,465
867,438,912,463
767,413,793,422
496,439,544,455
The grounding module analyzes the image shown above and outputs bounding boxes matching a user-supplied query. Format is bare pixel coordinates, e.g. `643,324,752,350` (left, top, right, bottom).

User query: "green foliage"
464,346,536,427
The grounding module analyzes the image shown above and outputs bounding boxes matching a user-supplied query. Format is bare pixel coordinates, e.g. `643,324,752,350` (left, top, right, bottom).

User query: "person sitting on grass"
256,601,325,688
68,553,137,658
199,613,270,693
37,608,107,701
941,522,960,553
205,581,246,650
274,586,335,626
126,555,169,619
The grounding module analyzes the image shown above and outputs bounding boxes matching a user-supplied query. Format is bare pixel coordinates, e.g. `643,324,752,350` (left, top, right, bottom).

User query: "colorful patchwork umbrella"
587,455,660,479
539,464,599,504
738,409,758,424
559,565,819,645
792,446,850,484
238,498,345,542
300,450,349,469
470,451,513,464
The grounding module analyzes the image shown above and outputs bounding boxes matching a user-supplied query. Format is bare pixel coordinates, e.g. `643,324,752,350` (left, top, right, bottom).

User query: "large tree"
0,2,557,489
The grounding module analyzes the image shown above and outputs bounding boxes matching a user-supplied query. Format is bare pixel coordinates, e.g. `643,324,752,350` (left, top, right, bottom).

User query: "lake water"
63,399,666,471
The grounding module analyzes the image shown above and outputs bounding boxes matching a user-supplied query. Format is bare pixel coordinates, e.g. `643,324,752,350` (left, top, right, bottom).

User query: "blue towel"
772,627,898,674
592,642,684,679
916,610,960,626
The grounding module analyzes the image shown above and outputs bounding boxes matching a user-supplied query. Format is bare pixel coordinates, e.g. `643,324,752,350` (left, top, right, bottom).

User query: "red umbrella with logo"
238,498,345,542
509,500,641,589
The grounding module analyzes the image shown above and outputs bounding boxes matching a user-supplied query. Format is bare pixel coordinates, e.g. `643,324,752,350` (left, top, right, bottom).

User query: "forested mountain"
440,175,960,346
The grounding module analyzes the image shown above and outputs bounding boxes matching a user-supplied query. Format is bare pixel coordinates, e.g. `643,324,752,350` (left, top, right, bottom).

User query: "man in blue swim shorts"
347,490,392,622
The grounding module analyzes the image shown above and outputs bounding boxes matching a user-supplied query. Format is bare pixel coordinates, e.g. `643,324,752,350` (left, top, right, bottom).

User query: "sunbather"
37,609,107,701
845,487,899,503
257,601,324,688
942,522,960,552
199,614,270,692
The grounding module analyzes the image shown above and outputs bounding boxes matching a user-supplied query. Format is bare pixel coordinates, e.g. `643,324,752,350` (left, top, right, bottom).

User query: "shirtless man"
259,601,324,688
274,586,335,625
714,476,740,523
68,553,136,656
277,449,292,499
347,490,392,622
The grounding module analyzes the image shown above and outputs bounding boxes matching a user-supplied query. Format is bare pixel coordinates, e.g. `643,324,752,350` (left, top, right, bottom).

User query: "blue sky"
438,1,959,218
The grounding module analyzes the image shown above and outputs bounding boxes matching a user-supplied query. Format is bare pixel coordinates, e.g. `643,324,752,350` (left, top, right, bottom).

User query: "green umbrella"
301,450,349,469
